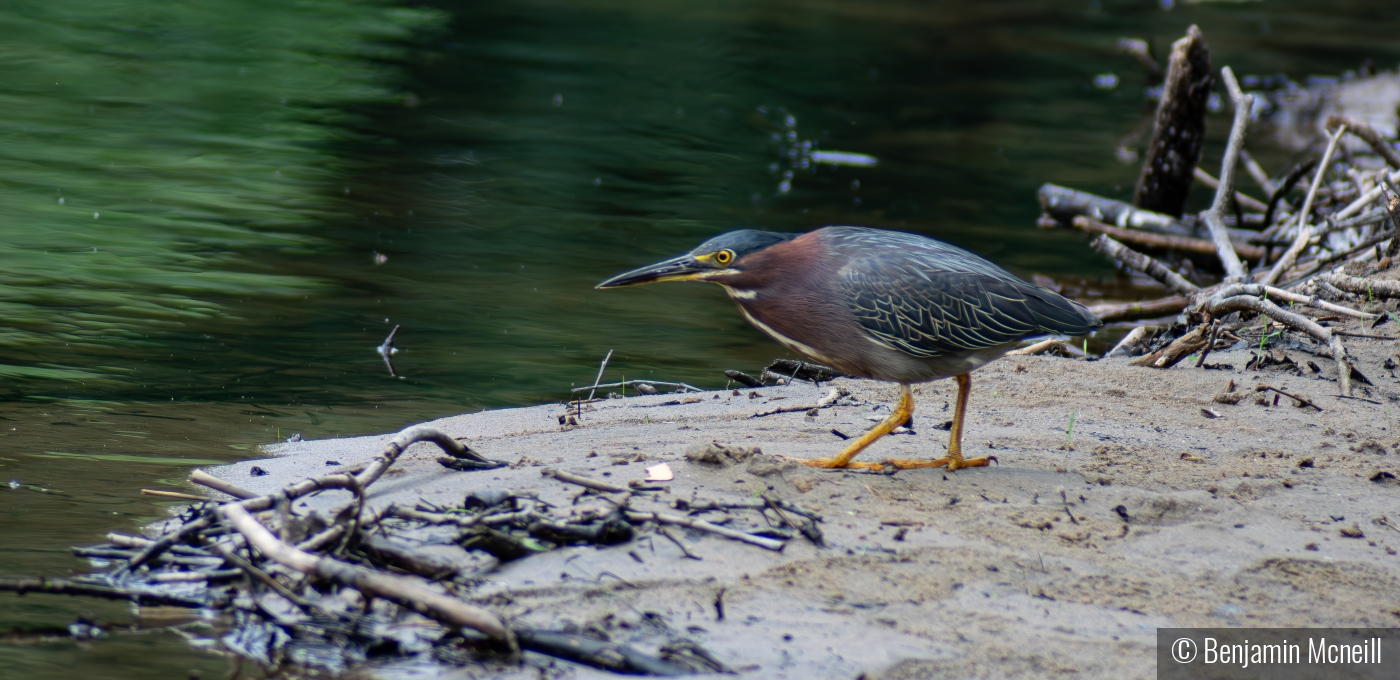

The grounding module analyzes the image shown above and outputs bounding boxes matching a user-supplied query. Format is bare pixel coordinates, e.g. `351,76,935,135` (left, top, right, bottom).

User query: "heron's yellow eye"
714,249,734,265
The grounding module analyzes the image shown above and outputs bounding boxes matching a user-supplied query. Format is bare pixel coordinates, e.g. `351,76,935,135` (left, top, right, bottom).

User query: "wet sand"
208,334,1400,679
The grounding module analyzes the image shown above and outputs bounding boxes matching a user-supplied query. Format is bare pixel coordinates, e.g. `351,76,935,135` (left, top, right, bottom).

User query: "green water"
0,0,1395,676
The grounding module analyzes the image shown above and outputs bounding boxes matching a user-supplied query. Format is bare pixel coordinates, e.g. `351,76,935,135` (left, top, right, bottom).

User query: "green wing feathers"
833,229,1100,358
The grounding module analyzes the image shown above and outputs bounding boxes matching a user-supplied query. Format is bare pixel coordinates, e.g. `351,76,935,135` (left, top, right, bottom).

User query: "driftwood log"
1133,25,1212,218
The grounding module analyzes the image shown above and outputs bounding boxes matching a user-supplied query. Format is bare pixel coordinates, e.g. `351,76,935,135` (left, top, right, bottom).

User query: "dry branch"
1039,184,1193,236
1089,234,1200,295
1087,296,1190,324
1326,115,1400,169
625,510,786,551
1130,323,1209,368
0,577,206,608
1197,285,1353,397
1192,167,1269,212
1076,217,1264,262
189,469,258,500
1199,66,1252,280
1263,124,1347,285
541,468,631,493
220,503,513,643
1318,273,1400,299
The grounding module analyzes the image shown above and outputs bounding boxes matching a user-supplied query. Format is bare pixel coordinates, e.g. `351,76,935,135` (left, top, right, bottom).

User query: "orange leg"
882,374,994,471
801,383,913,470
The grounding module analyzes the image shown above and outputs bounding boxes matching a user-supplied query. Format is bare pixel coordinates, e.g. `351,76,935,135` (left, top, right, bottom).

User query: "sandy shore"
209,335,1400,678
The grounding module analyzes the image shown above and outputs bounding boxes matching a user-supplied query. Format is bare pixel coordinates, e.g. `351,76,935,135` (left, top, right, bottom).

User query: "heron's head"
595,229,796,288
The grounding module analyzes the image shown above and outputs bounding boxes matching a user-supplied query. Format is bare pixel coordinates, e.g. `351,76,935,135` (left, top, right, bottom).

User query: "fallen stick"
585,349,613,401
141,489,214,503
1319,166,1400,224
1130,323,1209,368
1039,184,1193,236
1239,149,1276,196
1384,189,1400,260
1199,286,1352,397
570,380,703,394
220,503,512,644
541,468,630,493
1193,167,1269,212
1199,66,1252,280
656,525,702,560
0,577,206,608
1281,231,1395,284
1254,385,1323,411
189,469,259,500
147,569,242,583
1076,217,1265,262
1087,296,1190,324
1334,331,1398,340
625,511,786,551
1105,326,1154,358
385,505,483,528
1317,273,1400,299
1326,115,1400,169
130,425,500,569
515,628,692,676
1006,338,1066,357
1263,124,1347,285
751,386,850,417
1262,158,1317,233
1089,234,1200,295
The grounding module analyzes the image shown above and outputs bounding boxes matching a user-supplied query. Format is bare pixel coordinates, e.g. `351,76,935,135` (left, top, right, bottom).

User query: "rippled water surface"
1,0,1396,676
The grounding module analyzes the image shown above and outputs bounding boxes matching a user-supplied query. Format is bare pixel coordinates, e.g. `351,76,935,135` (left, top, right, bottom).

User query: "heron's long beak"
596,254,709,289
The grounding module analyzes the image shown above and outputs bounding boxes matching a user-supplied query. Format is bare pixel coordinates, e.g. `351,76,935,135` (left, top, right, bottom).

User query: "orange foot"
798,457,889,470
878,455,997,471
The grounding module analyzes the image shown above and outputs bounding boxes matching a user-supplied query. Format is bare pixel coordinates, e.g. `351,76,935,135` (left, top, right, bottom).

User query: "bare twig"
586,349,613,401
1074,216,1264,261
1201,66,1252,280
141,489,213,502
751,387,850,417
0,578,206,608
1106,326,1154,358
1263,124,1347,285
220,503,512,643
1199,286,1352,396
656,525,702,560
1326,115,1400,169
1262,158,1317,232
541,468,630,494
1086,296,1190,324
189,469,259,500
1038,184,1193,236
131,426,501,568
1239,149,1276,196
1317,273,1400,299
1006,338,1067,357
1193,167,1269,212
1254,385,1323,411
377,325,401,378
1089,234,1200,295
571,380,702,394
625,511,786,551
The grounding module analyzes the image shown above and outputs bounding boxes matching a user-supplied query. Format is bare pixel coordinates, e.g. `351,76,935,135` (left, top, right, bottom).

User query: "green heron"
598,226,1100,471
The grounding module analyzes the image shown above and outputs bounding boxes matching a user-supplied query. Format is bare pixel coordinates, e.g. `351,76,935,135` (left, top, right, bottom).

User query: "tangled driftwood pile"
1037,26,1400,398
0,425,827,675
